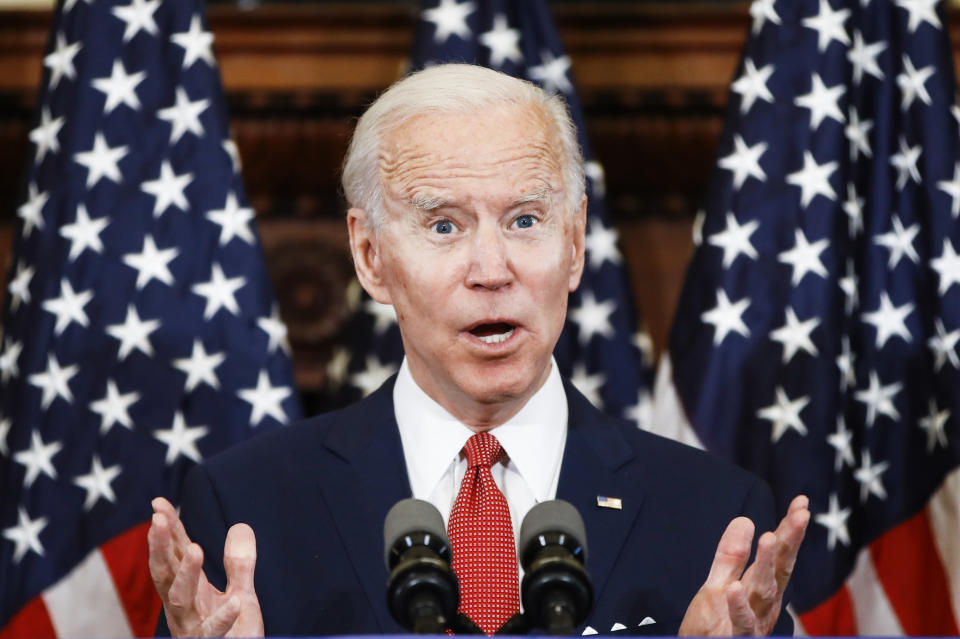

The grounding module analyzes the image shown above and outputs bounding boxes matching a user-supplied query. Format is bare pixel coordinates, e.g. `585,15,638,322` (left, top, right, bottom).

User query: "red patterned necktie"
447,432,520,635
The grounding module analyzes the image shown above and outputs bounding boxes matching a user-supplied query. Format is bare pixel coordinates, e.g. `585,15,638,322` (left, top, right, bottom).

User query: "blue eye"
514,215,536,229
432,220,455,234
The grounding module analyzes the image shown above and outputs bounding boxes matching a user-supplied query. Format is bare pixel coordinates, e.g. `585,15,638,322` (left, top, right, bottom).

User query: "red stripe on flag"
0,594,57,639
99,520,163,638
798,584,858,635
870,509,960,636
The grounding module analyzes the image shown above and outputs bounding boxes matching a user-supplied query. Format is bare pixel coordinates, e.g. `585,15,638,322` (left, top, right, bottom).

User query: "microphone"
384,498,460,633
519,500,593,635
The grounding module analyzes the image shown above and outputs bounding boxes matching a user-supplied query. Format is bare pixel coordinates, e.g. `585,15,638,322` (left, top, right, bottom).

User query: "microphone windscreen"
383,498,449,567
519,500,588,562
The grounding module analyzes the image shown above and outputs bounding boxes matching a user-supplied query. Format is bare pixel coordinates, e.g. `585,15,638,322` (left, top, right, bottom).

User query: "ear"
346,207,392,305
568,195,588,292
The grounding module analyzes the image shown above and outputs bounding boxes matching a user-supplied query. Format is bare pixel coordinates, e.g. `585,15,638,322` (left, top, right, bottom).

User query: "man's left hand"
678,494,810,636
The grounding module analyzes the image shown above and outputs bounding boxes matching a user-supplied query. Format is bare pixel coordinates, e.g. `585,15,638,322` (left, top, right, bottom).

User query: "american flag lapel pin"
596,496,622,510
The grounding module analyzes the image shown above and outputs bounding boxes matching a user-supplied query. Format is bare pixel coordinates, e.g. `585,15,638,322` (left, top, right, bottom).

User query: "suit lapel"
314,378,411,632
557,382,646,603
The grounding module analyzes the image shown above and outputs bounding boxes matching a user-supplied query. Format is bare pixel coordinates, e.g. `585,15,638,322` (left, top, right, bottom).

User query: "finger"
705,517,755,588
224,524,258,596
786,494,809,516
725,581,757,636
148,513,179,597
199,596,242,638
152,497,193,554
743,532,778,619
165,543,204,628
773,499,811,593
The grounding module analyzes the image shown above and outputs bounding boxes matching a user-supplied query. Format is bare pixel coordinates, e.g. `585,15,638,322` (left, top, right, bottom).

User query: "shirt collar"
393,358,568,502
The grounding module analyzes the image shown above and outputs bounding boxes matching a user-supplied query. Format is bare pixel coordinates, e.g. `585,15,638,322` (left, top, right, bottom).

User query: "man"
148,64,810,637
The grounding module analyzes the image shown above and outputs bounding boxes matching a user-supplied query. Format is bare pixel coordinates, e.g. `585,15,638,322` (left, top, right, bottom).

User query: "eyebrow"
511,188,553,207
411,194,449,211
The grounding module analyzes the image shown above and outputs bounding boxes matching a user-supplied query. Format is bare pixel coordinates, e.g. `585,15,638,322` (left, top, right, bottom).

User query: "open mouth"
469,322,516,345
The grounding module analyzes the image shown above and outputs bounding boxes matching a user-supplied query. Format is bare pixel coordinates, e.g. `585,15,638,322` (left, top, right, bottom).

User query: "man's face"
349,103,586,421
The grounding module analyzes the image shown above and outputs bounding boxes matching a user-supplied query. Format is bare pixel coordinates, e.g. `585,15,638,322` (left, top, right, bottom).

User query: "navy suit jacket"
170,377,792,636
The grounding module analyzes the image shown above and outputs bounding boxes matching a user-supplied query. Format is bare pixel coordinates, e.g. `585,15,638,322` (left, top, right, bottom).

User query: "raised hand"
678,495,810,636
148,497,265,637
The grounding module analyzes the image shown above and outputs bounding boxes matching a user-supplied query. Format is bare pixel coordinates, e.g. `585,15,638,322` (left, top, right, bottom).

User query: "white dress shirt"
393,357,568,544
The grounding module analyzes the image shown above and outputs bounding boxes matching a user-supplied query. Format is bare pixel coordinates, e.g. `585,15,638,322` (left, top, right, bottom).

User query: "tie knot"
463,432,504,469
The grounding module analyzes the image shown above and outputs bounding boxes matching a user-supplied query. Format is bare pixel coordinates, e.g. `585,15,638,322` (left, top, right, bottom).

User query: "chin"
455,359,547,405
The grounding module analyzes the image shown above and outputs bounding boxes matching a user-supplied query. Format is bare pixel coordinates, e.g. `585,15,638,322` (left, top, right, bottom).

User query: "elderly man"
148,64,809,637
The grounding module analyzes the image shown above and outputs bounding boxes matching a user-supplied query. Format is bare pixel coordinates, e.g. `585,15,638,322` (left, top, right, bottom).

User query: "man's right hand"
148,497,265,637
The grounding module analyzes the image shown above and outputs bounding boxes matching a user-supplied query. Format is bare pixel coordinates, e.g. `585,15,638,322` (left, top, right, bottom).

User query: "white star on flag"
770,308,820,364
141,160,193,217
731,58,775,114
842,184,864,237
29,107,64,163
363,298,397,335
191,264,246,319
60,203,109,261
422,0,475,44
873,214,920,269
927,318,960,372
479,14,523,67
801,0,851,52
862,291,914,349
110,0,160,42
827,418,855,472
89,379,140,434
749,0,781,34
701,289,751,346
757,386,810,443
795,73,846,131
930,239,960,295
847,30,886,84
349,356,398,397
73,131,128,189
8,262,34,311
708,211,759,268
529,51,573,94
72,455,122,511
814,493,852,550
43,33,82,90
173,340,226,392
105,304,162,360
0,417,9,456
237,370,292,426
718,134,767,189
845,108,873,161
13,431,63,488
122,235,179,290
584,218,622,270
154,412,208,465
894,0,942,33
17,183,48,238
890,135,922,189
571,362,606,409
171,14,216,68
569,291,616,346
0,338,22,383
936,161,960,217
897,55,935,111
257,304,291,355
158,87,209,144
854,370,903,428
91,60,145,114
854,450,890,503
778,228,830,286
42,277,93,336
28,354,79,409
223,139,242,173
2,507,48,564
786,151,838,208
838,259,858,310
206,191,255,245
836,335,857,391
918,399,950,452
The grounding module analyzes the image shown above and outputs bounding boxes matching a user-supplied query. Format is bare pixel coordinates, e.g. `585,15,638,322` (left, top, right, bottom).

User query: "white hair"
341,63,585,229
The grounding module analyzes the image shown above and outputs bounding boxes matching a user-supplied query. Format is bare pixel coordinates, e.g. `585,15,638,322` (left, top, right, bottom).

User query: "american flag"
656,0,960,633
329,0,656,425
0,0,300,634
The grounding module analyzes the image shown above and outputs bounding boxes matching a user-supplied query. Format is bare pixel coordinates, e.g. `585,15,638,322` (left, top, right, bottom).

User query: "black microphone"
384,498,460,633
519,500,593,635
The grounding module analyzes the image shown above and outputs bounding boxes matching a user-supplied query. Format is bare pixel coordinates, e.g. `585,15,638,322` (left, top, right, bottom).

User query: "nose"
465,222,513,291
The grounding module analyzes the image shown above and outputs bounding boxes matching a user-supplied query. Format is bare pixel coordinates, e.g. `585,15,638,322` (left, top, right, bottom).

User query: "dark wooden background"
2,2,960,392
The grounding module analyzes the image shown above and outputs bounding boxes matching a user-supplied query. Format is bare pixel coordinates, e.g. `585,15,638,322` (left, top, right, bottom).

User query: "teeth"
478,328,514,344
